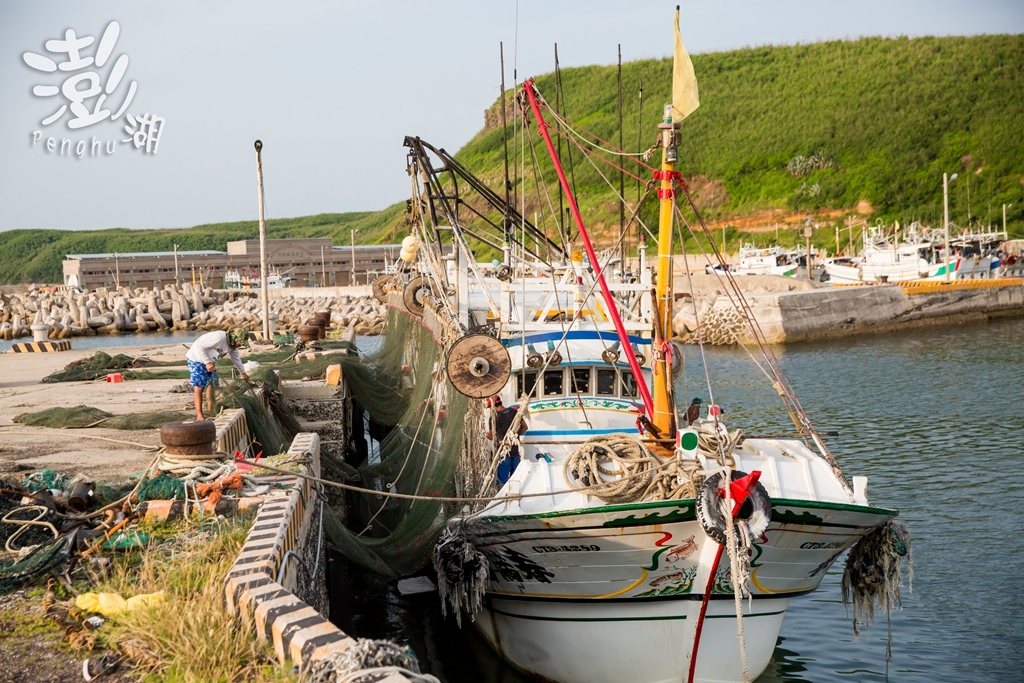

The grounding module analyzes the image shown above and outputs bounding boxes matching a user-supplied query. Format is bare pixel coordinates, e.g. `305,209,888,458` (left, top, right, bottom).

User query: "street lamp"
350,228,359,285
943,172,958,282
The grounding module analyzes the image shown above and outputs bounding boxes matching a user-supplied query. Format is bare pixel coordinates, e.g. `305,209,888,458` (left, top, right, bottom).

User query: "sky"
1,1,1022,234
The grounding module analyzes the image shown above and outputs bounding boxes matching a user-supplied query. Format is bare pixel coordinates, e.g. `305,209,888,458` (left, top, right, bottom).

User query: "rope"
432,523,488,628
301,638,439,683
563,434,657,505
0,429,161,451
2,505,59,553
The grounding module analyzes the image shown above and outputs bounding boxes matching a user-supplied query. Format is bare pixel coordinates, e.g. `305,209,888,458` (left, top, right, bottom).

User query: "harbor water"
347,317,1024,683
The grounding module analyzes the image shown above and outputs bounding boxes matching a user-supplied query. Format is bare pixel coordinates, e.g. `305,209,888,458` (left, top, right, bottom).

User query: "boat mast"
521,79,656,422
652,104,679,439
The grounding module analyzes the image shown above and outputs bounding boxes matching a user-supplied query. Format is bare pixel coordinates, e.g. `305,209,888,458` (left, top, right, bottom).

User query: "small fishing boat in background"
222,268,296,289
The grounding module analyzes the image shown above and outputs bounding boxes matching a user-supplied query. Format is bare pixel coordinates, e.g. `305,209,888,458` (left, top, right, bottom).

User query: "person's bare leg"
193,385,205,421
205,384,215,418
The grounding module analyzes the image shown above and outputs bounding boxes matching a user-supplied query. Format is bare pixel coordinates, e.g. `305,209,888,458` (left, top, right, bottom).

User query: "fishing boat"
222,268,296,289
822,221,1007,283
729,244,799,277
352,12,908,683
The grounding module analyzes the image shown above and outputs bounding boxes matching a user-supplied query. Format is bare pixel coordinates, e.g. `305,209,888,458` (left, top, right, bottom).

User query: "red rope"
688,543,725,683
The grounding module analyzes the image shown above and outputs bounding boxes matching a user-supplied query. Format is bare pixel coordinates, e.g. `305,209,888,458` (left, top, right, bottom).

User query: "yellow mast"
652,104,679,440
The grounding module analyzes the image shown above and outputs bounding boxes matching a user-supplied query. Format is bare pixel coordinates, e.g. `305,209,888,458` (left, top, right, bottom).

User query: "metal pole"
321,245,326,286
943,172,954,282
173,244,179,286
114,253,119,289
255,140,270,340
350,229,357,285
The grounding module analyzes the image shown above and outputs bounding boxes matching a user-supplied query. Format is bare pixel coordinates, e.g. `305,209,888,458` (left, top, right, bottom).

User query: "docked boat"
823,221,1007,283
341,12,908,683
222,268,296,289
729,244,799,277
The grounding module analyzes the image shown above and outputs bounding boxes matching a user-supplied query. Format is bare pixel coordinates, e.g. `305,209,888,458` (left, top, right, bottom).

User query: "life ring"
696,470,771,546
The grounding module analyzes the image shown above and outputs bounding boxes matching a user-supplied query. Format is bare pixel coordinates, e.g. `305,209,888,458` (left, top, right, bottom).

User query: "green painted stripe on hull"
488,606,787,623
481,497,896,525
485,499,696,523
488,587,817,604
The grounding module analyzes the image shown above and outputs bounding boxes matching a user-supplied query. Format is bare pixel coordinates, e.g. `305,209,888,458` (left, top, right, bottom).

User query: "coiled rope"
563,434,658,504
301,638,439,683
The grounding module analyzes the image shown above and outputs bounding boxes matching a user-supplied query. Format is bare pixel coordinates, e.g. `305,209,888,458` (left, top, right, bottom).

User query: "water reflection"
345,318,1024,682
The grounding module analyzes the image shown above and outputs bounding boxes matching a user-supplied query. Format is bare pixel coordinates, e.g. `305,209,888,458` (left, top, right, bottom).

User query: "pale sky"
1,1,1021,233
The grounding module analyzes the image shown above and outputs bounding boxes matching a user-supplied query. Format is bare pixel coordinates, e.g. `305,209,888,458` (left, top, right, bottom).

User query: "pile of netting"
41,351,177,383
14,405,192,430
317,309,488,597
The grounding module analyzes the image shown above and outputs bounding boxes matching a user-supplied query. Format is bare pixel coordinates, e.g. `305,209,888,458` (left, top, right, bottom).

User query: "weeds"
88,513,297,683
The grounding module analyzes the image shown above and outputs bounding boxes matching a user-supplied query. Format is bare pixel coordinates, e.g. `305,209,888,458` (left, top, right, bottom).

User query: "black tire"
696,470,772,545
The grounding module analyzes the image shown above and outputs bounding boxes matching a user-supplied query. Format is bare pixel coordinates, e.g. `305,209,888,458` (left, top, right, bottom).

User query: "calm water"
0,330,202,354
348,317,1024,683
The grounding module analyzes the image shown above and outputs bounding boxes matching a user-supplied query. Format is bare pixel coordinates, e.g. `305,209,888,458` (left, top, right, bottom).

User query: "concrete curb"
223,431,357,674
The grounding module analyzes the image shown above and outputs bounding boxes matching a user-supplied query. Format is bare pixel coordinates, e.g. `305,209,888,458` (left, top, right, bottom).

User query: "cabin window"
517,371,538,399
543,369,564,396
596,369,617,396
570,368,591,395
619,372,638,398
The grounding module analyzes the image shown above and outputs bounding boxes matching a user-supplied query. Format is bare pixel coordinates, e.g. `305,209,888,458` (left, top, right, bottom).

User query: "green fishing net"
320,309,480,598
40,351,170,383
13,405,192,430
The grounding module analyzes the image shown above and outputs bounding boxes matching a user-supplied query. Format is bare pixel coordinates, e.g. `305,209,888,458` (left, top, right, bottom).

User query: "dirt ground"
0,589,133,683
0,342,200,484
0,340,247,682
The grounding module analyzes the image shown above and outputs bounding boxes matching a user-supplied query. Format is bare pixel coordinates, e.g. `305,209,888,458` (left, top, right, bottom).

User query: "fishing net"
0,535,74,594
40,351,171,383
321,308,488,599
841,519,913,638
0,489,73,594
13,406,191,430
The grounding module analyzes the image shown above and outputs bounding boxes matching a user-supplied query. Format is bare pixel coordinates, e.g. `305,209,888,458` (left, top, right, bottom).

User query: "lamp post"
255,139,270,341
173,244,180,286
350,228,359,285
943,172,958,282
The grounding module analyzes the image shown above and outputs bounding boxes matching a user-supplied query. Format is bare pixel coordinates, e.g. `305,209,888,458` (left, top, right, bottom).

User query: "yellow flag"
671,7,700,123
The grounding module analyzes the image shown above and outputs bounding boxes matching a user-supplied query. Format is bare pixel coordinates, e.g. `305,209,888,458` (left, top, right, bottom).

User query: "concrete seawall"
674,275,1024,344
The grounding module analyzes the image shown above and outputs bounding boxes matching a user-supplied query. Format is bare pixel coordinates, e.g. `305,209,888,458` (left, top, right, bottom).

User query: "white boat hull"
461,496,893,683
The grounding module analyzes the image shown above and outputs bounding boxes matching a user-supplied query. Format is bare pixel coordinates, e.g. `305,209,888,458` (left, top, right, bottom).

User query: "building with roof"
63,238,401,290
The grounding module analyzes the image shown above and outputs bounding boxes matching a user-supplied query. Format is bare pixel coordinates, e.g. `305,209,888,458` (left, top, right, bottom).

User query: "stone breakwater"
672,273,1024,345
0,284,387,340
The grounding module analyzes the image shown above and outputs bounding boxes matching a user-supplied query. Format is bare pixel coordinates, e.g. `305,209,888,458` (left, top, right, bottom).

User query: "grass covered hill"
462,33,1024,244
3,34,1022,284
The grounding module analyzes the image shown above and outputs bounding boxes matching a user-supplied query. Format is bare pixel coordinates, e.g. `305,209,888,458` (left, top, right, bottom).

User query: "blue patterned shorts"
187,360,219,388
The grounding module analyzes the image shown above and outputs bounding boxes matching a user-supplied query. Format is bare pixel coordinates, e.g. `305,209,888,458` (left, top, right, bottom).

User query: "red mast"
521,79,656,423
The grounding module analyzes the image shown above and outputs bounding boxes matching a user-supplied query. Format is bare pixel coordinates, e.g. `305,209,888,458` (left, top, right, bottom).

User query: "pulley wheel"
372,274,395,303
446,334,512,398
403,276,432,317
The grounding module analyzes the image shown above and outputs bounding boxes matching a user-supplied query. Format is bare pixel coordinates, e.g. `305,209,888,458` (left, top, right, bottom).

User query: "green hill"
3,34,1022,284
